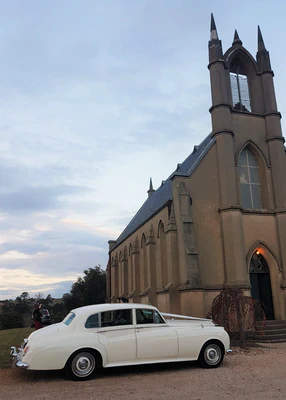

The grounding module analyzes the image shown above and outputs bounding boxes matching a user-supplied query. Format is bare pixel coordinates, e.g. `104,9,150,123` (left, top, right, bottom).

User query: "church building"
106,15,286,321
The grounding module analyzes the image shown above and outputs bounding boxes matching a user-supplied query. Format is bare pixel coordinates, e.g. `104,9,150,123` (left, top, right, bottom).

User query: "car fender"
24,333,108,370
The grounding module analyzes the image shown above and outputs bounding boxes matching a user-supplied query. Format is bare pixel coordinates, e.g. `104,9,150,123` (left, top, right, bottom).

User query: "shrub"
207,288,266,348
0,311,25,330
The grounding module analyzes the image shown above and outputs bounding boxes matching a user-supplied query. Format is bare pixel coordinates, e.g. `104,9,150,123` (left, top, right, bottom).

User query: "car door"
97,308,136,363
135,308,178,360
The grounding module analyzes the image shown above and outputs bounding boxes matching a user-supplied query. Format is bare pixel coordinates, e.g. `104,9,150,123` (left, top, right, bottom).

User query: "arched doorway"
250,252,274,320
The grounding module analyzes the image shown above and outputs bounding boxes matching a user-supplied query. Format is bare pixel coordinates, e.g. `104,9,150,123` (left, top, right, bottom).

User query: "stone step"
259,324,286,331
256,328,286,335
257,321,286,328
263,319,286,323
252,333,286,341
255,338,286,344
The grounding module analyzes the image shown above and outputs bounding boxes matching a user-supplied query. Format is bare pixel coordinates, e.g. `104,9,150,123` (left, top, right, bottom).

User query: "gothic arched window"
238,147,263,209
230,61,251,112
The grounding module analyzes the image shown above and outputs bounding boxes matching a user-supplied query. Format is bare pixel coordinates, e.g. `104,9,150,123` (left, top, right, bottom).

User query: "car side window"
63,312,76,326
85,313,99,329
154,310,165,324
136,309,165,324
101,309,132,327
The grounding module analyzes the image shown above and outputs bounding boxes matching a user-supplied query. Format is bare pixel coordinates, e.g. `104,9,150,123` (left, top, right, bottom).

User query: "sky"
1,0,286,300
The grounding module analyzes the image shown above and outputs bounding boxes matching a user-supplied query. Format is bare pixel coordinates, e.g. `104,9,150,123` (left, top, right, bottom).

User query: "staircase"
255,320,286,343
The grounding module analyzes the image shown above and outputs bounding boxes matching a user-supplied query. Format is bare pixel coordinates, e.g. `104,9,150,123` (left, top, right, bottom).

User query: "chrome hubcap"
204,344,221,365
71,353,95,377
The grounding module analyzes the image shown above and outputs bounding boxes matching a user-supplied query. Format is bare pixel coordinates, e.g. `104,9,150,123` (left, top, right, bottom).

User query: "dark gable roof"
113,133,215,249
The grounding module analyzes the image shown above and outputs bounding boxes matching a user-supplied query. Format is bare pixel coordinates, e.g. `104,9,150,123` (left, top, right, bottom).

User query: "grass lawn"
0,327,34,368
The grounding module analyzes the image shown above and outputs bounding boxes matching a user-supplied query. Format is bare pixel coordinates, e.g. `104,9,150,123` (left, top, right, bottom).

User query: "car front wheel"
198,342,224,368
66,351,96,380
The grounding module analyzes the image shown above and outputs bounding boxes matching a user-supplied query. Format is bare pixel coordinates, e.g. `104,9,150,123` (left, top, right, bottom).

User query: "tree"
63,265,106,312
35,293,44,302
19,292,30,301
1,300,15,313
40,294,53,308
207,288,266,348
15,292,31,314
49,302,66,323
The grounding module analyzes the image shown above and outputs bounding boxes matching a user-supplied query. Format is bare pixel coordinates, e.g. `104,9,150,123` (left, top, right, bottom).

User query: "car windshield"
62,312,76,326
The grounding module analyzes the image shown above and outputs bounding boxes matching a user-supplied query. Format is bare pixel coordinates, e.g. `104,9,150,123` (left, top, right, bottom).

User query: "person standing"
33,303,43,330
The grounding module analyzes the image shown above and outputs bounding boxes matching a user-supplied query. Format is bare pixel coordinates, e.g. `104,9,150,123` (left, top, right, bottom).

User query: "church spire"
147,177,155,198
208,14,223,64
258,25,266,51
232,29,242,46
256,25,272,73
210,13,218,40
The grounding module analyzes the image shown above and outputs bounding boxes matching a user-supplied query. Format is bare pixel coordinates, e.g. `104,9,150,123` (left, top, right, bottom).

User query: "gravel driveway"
1,344,286,400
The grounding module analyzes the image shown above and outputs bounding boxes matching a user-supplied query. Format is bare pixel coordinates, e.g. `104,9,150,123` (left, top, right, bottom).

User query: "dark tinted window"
136,309,165,324
101,309,132,327
85,313,99,329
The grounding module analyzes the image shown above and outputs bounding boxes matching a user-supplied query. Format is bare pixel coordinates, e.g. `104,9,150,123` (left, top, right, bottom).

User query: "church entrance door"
250,252,275,320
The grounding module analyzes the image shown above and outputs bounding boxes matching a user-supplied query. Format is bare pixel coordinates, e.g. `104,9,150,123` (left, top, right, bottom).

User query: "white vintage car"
11,303,231,380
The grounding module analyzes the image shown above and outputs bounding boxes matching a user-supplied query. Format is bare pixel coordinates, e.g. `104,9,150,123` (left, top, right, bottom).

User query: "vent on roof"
176,163,181,171
192,145,199,154
161,180,166,186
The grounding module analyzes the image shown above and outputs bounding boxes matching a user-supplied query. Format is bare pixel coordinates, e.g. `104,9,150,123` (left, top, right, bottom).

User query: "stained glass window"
238,147,263,209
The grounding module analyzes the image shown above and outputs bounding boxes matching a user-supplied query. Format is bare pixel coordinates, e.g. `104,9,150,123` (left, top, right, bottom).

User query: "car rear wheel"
198,342,224,368
66,351,96,380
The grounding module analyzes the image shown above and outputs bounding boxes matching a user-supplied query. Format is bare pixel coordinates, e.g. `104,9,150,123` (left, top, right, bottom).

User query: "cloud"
0,268,78,299
0,1,285,300
1,183,93,213
61,219,121,238
0,251,48,261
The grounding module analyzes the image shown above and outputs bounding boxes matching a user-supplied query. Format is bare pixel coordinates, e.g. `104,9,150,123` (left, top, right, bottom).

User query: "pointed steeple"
256,25,272,73
208,13,223,64
232,29,242,46
146,224,155,245
210,13,218,40
147,177,155,198
167,202,177,232
258,25,266,51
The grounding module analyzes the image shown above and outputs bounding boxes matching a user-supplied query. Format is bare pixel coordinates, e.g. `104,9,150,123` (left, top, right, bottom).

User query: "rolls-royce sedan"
11,303,231,380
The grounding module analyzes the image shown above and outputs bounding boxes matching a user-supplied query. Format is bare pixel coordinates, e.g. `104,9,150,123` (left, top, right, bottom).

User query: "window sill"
242,208,286,215
242,208,274,215
219,206,286,215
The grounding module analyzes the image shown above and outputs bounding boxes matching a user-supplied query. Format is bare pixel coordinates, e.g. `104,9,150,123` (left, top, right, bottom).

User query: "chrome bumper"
10,346,28,368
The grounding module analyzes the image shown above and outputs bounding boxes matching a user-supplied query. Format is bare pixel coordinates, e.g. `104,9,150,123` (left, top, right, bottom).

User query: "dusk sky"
1,0,286,300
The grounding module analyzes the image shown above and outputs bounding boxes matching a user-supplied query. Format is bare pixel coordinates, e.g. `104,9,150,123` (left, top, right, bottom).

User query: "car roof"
71,303,157,315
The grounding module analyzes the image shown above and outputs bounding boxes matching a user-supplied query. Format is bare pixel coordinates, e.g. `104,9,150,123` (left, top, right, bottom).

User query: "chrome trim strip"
161,312,212,321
